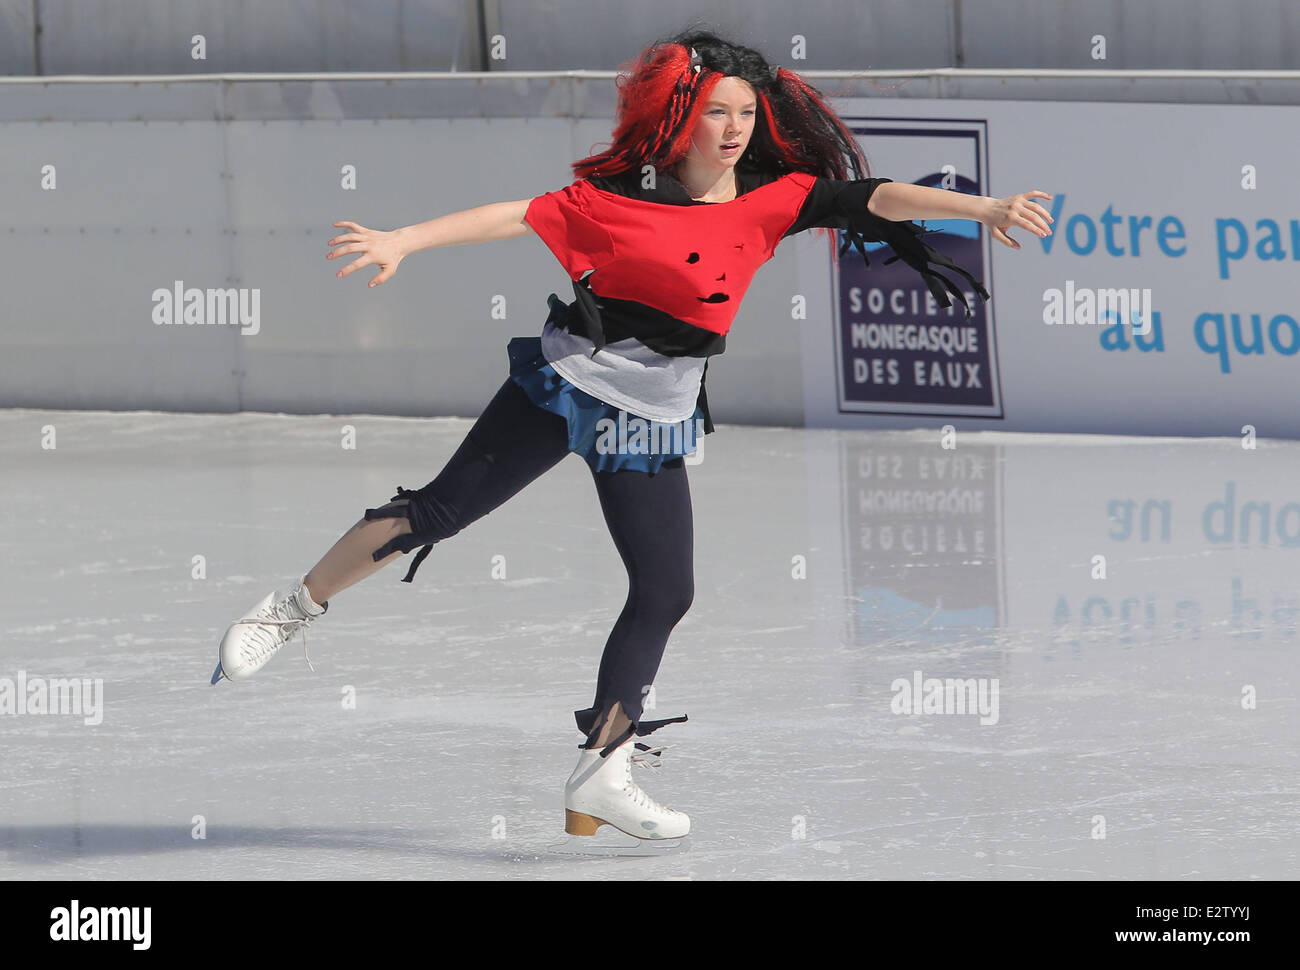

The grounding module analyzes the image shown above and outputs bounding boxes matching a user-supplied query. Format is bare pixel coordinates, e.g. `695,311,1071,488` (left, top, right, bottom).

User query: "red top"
525,172,821,338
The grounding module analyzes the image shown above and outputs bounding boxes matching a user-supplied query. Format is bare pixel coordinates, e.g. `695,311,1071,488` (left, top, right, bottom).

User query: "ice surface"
1,408,1296,879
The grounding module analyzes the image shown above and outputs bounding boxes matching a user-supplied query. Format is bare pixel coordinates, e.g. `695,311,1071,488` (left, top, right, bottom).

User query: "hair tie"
688,46,702,74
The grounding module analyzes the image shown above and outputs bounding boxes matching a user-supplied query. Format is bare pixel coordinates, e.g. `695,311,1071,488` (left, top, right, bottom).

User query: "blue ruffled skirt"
506,335,705,475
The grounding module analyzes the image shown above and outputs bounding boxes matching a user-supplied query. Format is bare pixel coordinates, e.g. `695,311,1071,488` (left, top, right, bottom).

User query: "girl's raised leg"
214,376,572,683
304,377,572,603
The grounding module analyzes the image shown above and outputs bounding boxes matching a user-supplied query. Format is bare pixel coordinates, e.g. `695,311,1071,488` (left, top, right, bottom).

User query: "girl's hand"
981,192,1054,250
327,221,407,287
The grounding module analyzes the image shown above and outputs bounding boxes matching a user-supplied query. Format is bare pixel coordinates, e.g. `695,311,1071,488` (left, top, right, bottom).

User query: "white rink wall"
0,78,804,427
2,73,1300,436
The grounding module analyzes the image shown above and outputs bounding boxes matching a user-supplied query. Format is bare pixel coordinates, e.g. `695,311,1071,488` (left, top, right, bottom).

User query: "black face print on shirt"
686,250,740,304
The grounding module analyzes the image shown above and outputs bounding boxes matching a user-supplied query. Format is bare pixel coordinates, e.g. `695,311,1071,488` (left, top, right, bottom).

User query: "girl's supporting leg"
577,456,695,750
304,377,572,604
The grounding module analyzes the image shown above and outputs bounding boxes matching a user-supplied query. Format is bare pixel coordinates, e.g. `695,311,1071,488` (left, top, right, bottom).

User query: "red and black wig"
573,26,873,186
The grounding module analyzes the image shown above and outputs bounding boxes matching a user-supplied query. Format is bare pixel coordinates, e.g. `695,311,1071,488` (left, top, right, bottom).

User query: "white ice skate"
551,735,690,856
210,575,327,684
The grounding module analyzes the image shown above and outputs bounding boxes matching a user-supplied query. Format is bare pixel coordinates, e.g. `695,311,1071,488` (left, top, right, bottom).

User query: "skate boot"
210,575,327,684
560,733,690,852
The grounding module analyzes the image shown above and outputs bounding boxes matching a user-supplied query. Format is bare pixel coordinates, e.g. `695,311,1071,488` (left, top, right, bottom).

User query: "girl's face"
686,75,757,168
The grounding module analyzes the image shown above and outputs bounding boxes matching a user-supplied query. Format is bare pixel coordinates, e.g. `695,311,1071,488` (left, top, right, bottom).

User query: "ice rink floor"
1,406,1296,880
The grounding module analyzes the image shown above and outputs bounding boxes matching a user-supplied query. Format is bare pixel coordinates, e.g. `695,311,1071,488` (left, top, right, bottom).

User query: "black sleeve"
781,177,895,238
784,176,991,318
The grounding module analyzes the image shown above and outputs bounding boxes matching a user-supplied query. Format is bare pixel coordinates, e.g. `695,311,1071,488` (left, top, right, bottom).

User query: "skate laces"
235,590,317,672
621,742,675,815
629,742,668,771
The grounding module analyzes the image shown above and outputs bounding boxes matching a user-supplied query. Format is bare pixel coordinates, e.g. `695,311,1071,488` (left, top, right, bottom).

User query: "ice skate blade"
547,832,690,857
209,662,228,685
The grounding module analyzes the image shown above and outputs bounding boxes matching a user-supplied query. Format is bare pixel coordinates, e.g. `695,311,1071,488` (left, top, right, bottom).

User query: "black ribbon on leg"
574,705,690,758
364,485,436,583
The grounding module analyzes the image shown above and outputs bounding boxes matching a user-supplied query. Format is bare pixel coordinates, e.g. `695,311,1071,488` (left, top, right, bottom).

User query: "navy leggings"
363,376,695,745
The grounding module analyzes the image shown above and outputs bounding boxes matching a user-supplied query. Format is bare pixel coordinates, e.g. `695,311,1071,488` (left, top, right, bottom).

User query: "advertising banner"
796,98,1300,439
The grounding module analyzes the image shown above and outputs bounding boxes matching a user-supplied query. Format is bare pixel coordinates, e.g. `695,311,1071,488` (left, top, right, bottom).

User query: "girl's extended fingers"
327,233,361,246
333,221,364,232
991,226,1021,250
337,254,373,277
326,242,364,260
1027,191,1053,200
1026,201,1054,222
1025,212,1052,235
1017,213,1050,237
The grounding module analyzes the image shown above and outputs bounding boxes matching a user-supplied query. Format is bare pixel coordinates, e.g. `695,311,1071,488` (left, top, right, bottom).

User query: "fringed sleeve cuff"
833,182,991,317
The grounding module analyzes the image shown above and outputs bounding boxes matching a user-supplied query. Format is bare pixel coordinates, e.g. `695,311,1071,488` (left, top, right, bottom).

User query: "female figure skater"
210,27,1051,847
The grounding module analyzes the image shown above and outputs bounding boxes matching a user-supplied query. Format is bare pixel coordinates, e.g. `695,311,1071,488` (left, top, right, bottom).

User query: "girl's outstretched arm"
328,198,534,287
867,183,1054,250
